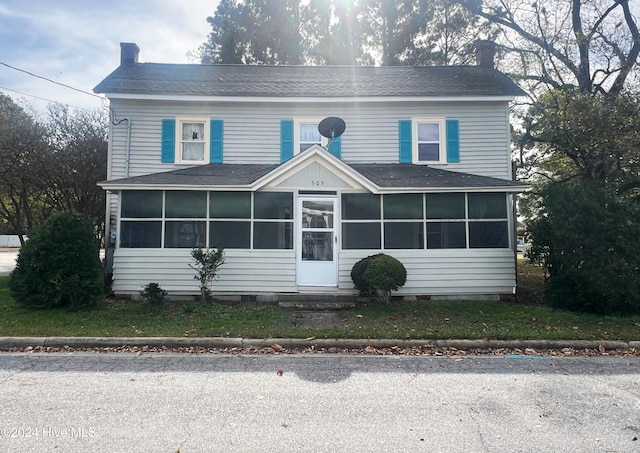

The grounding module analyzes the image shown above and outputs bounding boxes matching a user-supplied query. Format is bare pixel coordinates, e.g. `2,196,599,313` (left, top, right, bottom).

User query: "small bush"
351,254,407,302
350,254,383,296
190,248,225,302
140,283,168,307
9,212,104,310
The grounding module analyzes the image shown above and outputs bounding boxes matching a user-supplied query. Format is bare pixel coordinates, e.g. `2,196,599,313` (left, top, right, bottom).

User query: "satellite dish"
318,117,346,140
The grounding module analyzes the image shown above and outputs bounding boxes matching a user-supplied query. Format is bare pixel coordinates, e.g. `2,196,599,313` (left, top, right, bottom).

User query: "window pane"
418,143,440,161
120,221,161,248
210,221,250,248
254,192,293,219
384,222,424,249
253,222,293,249
165,191,207,218
342,193,380,220
302,232,333,261
342,223,381,249
469,221,509,248
210,192,251,219
182,142,204,161
383,194,423,219
427,222,466,249
417,123,439,141
165,221,206,248
468,193,508,219
121,191,162,218
302,200,334,228
426,193,465,219
182,122,204,141
300,123,321,143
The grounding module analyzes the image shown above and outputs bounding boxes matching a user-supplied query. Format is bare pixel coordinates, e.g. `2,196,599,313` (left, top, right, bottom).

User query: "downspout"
124,118,132,177
512,160,518,296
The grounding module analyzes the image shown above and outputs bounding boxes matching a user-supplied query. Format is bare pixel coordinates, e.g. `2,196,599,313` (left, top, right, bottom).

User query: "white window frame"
412,118,447,164
176,118,209,164
294,118,328,155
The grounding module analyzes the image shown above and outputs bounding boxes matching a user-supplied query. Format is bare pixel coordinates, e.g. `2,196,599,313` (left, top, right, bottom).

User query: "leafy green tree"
528,181,640,314
416,0,496,66
302,0,365,65
197,0,480,66
523,91,640,198
200,0,302,64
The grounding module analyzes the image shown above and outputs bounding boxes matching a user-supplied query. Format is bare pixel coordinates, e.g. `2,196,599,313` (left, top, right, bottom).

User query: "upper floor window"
413,118,445,164
295,119,327,154
179,120,208,163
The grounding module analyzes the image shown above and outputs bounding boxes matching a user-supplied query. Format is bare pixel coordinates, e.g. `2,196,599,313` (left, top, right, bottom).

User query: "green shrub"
140,282,168,307
529,181,640,314
350,254,383,296
351,254,407,302
189,248,225,302
9,212,104,310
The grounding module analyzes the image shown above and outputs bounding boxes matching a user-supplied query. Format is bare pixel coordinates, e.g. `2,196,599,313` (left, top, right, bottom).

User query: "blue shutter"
327,136,341,158
210,119,223,163
161,119,175,163
398,120,412,163
446,119,460,163
280,120,294,162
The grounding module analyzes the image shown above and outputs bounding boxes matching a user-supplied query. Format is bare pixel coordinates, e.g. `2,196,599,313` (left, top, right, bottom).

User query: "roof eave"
100,93,521,103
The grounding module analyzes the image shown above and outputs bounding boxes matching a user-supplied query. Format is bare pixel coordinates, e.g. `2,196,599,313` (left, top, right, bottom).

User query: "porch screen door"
297,197,338,286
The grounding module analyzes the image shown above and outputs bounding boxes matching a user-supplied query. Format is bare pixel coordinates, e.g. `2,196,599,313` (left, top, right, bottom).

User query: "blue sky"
0,0,219,113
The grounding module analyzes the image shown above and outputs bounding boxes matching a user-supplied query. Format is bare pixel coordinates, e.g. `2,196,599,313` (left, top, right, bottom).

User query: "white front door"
297,196,338,286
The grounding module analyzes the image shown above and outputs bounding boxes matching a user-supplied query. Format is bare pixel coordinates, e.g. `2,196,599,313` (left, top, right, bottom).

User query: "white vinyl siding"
339,249,516,296
107,99,512,181
112,249,296,295
111,248,515,296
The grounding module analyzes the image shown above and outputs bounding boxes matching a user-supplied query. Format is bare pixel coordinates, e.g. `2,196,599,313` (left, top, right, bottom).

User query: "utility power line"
0,85,91,111
0,61,104,100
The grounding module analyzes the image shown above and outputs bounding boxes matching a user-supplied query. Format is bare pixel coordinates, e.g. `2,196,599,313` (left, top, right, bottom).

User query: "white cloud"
0,0,218,112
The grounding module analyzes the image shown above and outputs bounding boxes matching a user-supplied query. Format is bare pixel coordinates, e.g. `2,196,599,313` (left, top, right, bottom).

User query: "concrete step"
277,294,356,309
278,300,356,309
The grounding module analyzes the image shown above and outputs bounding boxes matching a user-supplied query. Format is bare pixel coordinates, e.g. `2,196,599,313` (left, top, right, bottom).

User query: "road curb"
0,336,637,351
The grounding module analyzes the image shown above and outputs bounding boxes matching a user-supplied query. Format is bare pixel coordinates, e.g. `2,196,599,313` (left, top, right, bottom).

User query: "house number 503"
311,180,324,186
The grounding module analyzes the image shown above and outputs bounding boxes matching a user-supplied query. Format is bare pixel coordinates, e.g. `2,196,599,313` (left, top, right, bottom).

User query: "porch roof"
99,161,528,193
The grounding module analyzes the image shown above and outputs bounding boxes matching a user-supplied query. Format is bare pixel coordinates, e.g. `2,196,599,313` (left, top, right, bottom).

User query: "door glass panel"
302,201,333,228
302,231,333,261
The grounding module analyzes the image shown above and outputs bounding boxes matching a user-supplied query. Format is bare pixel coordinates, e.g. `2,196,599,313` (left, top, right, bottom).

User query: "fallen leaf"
305,336,315,341
277,369,284,376
599,344,606,354
272,343,284,353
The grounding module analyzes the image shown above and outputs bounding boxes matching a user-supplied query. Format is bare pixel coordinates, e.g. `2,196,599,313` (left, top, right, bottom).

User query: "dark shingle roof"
94,64,525,98
102,164,278,186
351,164,525,189
100,163,526,191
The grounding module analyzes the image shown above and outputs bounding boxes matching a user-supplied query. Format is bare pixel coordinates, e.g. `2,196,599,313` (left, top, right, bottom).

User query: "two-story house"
95,42,527,300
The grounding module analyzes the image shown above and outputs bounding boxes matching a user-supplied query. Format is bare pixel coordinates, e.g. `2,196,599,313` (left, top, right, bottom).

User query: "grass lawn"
1,263,639,340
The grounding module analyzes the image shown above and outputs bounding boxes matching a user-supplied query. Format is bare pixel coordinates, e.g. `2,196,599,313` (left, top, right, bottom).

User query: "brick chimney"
120,42,140,66
475,40,496,68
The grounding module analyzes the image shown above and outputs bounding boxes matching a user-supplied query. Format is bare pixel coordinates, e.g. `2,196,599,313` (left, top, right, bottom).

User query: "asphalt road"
0,353,639,452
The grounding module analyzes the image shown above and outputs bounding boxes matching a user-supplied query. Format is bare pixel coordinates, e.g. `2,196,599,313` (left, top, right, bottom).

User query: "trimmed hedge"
351,253,407,302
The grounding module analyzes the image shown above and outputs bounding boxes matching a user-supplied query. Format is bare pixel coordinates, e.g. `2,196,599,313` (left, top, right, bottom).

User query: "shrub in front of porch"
351,254,407,303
